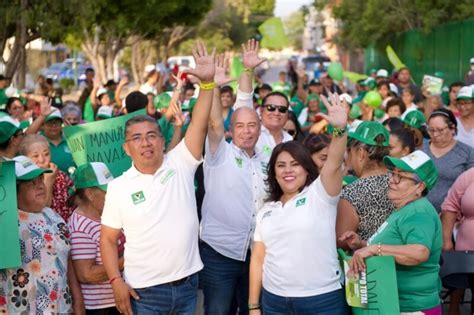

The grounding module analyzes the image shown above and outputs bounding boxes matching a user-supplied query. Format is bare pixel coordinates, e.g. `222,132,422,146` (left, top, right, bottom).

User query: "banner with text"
0,161,22,269
63,109,146,178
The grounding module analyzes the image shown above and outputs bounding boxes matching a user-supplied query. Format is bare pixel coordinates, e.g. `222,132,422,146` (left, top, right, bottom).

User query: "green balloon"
327,62,344,81
349,104,362,119
364,91,383,108
374,108,385,119
154,93,171,109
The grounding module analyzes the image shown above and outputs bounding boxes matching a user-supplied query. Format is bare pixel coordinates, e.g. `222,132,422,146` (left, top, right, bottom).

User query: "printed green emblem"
131,191,146,205
260,161,268,175
296,197,306,207
235,157,243,168
262,145,272,156
160,169,176,184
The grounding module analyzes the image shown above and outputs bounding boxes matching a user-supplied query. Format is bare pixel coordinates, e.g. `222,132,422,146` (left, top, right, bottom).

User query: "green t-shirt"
272,81,292,97
47,136,76,173
368,197,442,312
83,97,95,123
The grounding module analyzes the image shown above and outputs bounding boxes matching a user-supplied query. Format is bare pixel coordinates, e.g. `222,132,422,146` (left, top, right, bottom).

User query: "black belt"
168,275,191,286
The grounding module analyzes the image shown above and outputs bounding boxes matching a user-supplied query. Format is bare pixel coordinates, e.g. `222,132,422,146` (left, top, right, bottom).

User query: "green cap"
96,106,113,119
349,121,389,146
383,150,438,190
369,68,377,75
306,93,320,103
153,92,172,110
434,71,444,78
0,115,20,143
14,155,52,180
364,77,376,90
45,109,63,122
456,86,473,100
71,162,114,191
403,110,426,129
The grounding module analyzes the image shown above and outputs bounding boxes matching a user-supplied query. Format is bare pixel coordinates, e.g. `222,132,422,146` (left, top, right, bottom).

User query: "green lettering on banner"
338,250,400,314
0,161,22,269
64,109,146,177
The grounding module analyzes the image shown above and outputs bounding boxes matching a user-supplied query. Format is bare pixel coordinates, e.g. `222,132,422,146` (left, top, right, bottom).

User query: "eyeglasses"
45,120,62,127
126,132,160,145
264,104,288,113
388,171,420,185
427,126,449,135
285,129,296,136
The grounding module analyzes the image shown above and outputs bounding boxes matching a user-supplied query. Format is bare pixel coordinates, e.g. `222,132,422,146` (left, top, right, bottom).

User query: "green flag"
258,17,288,50
0,161,22,269
230,56,245,91
64,109,146,178
386,45,406,70
344,71,368,83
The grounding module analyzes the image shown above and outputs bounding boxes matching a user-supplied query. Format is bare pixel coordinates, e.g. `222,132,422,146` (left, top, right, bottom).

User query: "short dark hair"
303,133,331,154
85,68,94,73
449,81,464,93
220,85,234,95
390,128,416,154
385,98,406,114
377,80,390,90
125,91,148,113
265,141,319,202
262,91,289,107
106,80,116,87
184,82,195,92
124,115,160,137
382,117,404,130
260,84,273,92
6,97,23,112
429,108,457,134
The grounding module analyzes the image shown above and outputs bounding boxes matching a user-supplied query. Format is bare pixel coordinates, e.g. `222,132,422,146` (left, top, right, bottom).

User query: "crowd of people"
0,38,473,315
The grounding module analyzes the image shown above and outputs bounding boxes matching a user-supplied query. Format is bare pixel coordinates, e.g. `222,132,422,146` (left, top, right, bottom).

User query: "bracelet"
244,67,253,73
248,303,261,310
377,243,382,256
109,276,122,284
332,126,347,138
199,81,217,90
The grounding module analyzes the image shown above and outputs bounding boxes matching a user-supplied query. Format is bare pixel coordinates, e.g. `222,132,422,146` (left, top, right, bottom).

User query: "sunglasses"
264,104,288,113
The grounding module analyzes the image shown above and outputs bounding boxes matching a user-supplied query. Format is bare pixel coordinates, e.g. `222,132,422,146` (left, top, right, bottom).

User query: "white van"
167,56,196,70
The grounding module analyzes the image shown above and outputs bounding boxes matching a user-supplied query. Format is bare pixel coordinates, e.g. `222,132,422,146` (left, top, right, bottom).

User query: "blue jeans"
199,241,250,315
130,273,198,314
262,288,349,315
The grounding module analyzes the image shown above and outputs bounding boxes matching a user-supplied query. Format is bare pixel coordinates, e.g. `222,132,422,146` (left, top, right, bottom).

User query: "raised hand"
39,97,54,117
186,41,215,83
118,76,129,86
170,100,185,127
242,39,266,70
214,54,233,87
93,77,101,89
172,70,185,90
318,92,348,129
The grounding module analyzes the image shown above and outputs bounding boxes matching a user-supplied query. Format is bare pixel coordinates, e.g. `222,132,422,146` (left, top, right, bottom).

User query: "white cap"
456,86,473,100
470,57,474,64
45,109,63,122
96,87,108,98
389,83,399,95
5,86,20,98
376,69,388,78
339,93,353,105
96,106,113,119
144,64,156,75
14,155,52,180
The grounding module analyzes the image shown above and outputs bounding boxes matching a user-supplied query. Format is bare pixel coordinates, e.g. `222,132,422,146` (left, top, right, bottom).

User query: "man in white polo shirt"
234,39,293,158
199,54,267,314
100,41,215,315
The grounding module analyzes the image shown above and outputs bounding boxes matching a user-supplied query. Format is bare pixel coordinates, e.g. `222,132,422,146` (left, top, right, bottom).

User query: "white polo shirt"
201,137,267,261
101,140,203,289
256,126,293,158
254,177,341,297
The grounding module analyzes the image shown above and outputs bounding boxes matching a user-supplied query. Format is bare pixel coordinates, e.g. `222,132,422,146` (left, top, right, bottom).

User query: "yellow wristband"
199,81,217,90
244,67,252,73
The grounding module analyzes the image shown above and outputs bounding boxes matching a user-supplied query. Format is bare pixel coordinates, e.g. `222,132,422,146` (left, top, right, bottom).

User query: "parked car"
299,55,331,80
41,61,92,84
167,56,196,70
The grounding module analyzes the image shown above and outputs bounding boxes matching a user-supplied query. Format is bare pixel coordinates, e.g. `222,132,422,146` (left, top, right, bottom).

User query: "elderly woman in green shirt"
340,150,442,315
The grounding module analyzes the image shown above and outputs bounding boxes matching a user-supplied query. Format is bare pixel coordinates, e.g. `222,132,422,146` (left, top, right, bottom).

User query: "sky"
274,0,313,18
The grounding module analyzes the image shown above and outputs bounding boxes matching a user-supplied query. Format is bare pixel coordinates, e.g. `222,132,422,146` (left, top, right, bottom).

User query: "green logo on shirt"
131,191,145,205
260,161,268,175
235,157,243,168
262,145,272,156
160,169,176,184
296,198,306,207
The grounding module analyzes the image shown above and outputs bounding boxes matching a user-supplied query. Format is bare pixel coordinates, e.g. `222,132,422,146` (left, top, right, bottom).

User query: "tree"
0,0,78,87
326,0,474,49
284,9,306,50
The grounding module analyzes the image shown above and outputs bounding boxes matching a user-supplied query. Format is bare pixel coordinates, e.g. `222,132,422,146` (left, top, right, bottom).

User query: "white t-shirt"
139,82,157,95
256,126,293,158
201,137,267,261
254,177,342,297
101,140,203,288
456,117,474,147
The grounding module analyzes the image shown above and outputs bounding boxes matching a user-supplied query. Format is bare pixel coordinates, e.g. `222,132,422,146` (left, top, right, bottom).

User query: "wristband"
109,276,122,284
199,81,217,90
244,67,253,73
332,126,347,138
248,303,261,310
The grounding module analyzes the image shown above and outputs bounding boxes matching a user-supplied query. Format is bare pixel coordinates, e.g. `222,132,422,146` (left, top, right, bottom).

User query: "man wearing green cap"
0,115,24,159
455,86,474,147
347,150,442,314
